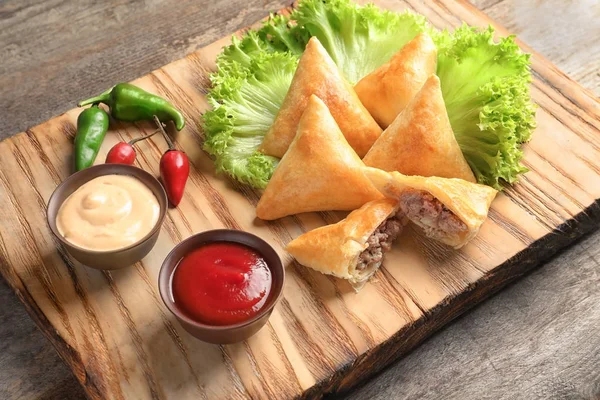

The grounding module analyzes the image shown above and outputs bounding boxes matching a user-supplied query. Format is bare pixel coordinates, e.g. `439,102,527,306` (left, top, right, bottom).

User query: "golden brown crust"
363,167,497,248
258,37,382,158
354,33,438,128
286,198,399,284
255,96,383,220
362,75,477,183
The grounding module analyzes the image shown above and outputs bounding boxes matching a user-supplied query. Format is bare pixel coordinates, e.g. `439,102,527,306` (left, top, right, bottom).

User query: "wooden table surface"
0,0,599,399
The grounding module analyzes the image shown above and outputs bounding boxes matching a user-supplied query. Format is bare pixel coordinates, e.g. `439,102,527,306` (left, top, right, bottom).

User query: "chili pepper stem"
77,87,113,107
128,129,160,146
154,115,175,150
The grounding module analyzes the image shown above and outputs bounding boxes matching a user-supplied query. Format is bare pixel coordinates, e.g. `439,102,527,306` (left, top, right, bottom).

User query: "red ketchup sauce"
171,242,272,326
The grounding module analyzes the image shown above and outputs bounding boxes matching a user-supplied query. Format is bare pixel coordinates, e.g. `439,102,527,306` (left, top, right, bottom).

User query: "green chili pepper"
74,105,110,171
77,83,186,131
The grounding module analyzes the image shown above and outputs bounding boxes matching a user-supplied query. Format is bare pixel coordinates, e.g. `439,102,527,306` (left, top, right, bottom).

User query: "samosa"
364,167,497,248
259,37,382,158
363,75,476,183
286,198,405,291
256,95,382,220
354,33,438,128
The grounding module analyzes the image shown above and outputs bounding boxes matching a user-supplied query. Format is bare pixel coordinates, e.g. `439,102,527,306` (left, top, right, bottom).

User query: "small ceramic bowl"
46,164,168,270
158,229,285,344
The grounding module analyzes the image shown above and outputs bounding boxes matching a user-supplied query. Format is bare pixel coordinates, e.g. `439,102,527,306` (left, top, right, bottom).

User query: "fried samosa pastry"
259,37,382,158
363,75,477,183
364,167,497,248
256,96,382,220
287,198,405,290
354,33,438,128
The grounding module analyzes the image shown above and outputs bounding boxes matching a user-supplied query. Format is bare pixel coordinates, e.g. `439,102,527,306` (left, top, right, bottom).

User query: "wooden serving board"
1,0,599,399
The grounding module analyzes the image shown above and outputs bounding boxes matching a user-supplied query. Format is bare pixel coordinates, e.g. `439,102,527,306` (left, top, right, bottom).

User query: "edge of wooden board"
304,201,600,397
0,0,599,398
0,250,105,398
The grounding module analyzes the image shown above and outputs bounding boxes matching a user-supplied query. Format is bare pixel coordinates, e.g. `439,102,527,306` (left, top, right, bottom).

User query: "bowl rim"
158,229,285,331
46,163,168,254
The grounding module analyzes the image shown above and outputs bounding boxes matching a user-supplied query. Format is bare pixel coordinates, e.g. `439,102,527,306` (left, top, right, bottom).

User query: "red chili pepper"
106,142,136,165
155,116,189,207
105,130,158,165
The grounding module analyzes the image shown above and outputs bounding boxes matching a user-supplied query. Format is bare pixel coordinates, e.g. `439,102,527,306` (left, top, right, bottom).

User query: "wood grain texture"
0,0,293,139
345,228,600,400
0,0,596,400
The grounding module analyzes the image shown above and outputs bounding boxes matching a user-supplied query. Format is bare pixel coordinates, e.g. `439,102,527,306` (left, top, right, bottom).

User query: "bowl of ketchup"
158,229,284,344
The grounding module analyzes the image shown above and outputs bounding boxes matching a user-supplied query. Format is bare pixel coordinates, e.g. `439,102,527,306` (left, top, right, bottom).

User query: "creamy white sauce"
56,175,159,251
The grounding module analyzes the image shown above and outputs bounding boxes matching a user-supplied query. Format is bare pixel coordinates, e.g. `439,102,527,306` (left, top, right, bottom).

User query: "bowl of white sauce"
46,164,168,269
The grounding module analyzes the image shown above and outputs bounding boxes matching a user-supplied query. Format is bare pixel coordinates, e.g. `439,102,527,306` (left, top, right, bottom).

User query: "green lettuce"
203,2,429,187
257,14,311,55
202,0,536,190
437,25,536,188
292,0,430,84
202,14,308,188
203,51,298,188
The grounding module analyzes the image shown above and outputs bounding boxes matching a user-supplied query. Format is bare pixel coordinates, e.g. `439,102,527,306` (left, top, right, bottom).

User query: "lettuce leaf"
437,25,536,188
202,2,536,190
203,51,298,188
202,14,309,188
257,14,311,55
203,1,432,188
292,0,430,84
215,16,306,75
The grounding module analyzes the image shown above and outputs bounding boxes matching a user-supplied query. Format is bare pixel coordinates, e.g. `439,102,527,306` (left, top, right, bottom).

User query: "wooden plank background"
0,0,596,400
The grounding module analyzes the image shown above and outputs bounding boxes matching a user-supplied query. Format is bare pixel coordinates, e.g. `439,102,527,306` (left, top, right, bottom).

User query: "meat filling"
356,213,404,272
399,189,467,238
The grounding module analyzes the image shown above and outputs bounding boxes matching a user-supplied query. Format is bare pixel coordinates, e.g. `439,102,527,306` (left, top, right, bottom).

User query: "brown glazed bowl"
46,164,168,270
158,230,285,344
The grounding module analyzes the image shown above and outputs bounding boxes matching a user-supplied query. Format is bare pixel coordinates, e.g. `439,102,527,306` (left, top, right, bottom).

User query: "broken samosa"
364,167,497,248
286,198,405,291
